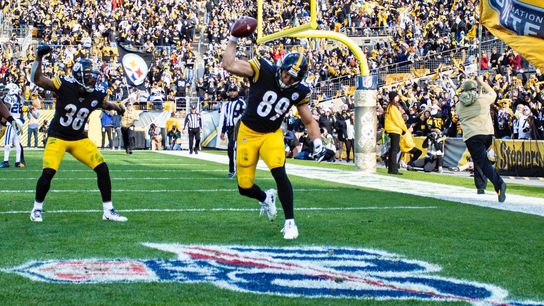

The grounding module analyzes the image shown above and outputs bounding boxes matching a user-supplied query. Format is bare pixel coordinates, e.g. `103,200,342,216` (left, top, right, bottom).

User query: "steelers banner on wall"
117,43,153,90
493,139,544,177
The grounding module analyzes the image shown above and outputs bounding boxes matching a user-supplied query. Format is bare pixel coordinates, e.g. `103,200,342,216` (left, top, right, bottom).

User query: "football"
230,16,257,38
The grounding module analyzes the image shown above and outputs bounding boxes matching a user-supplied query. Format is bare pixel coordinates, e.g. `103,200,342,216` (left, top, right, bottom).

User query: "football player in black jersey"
223,36,325,240
29,44,127,223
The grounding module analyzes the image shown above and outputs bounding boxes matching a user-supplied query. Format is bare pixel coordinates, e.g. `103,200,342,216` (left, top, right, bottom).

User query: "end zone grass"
0,150,542,304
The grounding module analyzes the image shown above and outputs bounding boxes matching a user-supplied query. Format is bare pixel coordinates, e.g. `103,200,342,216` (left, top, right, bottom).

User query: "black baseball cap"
227,84,238,91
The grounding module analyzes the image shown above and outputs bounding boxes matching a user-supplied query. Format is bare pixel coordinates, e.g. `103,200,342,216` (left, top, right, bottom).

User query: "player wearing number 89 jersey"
223,31,326,240
29,46,128,223
241,57,311,133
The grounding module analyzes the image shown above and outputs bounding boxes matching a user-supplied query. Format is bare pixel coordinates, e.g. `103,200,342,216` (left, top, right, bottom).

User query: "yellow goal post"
255,0,378,172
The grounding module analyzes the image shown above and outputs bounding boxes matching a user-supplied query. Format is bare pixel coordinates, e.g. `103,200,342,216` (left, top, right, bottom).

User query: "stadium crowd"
0,0,543,159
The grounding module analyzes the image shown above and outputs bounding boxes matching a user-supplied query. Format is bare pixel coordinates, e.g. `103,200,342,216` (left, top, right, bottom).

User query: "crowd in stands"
0,0,543,158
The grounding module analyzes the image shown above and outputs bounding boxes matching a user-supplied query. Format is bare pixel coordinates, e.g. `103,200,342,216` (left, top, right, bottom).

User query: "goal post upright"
256,0,377,173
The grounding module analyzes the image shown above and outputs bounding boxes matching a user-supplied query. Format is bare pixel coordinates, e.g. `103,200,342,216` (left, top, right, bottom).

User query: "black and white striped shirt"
222,98,246,133
184,112,201,129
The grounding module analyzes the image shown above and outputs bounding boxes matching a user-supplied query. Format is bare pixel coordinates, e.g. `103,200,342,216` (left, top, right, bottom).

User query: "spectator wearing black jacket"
319,109,335,135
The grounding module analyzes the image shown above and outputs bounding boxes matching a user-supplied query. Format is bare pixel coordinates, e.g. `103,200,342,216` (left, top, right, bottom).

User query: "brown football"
230,16,257,38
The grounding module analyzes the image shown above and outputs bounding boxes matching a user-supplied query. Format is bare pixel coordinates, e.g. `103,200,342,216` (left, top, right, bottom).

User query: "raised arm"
222,37,255,78
31,45,58,91
477,75,497,102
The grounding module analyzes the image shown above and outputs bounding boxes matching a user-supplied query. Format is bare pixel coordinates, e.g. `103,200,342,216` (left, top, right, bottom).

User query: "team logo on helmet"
2,244,539,305
122,53,149,86
72,59,98,93
277,53,308,90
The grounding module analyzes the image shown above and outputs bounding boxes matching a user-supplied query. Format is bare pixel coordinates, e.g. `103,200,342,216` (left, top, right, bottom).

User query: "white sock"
15,142,21,163
285,219,295,226
4,145,10,162
33,201,43,211
103,201,113,212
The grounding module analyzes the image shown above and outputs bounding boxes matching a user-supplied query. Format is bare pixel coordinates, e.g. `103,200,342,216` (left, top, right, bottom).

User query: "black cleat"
498,182,507,203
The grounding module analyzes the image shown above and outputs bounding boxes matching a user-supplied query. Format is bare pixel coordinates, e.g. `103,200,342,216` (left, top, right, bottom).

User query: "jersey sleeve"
52,75,63,91
296,87,312,106
247,57,261,83
248,57,274,84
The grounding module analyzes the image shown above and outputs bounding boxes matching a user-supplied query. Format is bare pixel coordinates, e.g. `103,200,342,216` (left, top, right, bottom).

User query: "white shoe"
30,209,43,222
102,209,128,222
281,220,299,240
259,189,277,221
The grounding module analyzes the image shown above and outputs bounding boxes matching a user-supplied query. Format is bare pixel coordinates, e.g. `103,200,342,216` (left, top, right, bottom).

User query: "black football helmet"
276,52,308,90
72,59,99,93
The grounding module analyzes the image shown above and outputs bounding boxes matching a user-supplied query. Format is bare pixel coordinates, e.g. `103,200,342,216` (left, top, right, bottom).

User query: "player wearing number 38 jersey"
29,44,128,223
223,30,326,240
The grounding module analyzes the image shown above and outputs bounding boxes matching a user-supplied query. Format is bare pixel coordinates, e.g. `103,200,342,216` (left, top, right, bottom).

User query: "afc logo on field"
3,244,539,305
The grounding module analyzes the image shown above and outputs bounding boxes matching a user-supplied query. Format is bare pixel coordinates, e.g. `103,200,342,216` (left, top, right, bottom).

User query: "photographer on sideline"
406,129,444,173
457,76,506,202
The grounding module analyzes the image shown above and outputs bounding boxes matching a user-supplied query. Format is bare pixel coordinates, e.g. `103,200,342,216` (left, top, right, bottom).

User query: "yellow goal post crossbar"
257,0,317,44
256,0,369,76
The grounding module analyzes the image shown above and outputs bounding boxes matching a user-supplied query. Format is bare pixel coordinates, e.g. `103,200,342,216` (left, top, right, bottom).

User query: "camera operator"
422,129,444,172
294,130,313,160
457,76,506,202
407,129,444,173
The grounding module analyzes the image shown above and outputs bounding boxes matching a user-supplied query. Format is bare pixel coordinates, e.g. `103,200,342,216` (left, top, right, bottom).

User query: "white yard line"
0,206,437,215
158,151,544,217
0,169,225,172
0,177,274,181
0,188,339,193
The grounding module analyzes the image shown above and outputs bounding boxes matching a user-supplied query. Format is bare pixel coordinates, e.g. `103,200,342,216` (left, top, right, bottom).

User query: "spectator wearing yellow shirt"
385,91,408,175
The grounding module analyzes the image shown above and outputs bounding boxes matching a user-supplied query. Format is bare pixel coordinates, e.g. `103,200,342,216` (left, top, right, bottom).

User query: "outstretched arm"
102,96,125,115
298,103,320,142
222,38,254,78
31,45,57,91
298,102,326,161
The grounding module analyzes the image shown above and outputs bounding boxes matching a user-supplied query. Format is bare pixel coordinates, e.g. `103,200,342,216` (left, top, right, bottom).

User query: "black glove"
117,106,126,116
37,44,52,57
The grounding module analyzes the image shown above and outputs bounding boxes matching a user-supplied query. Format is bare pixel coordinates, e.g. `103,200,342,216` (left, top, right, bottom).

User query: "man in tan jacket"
121,102,139,154
457,76,506,202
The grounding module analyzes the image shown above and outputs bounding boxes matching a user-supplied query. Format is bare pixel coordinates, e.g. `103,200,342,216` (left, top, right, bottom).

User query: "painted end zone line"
0,206,437,215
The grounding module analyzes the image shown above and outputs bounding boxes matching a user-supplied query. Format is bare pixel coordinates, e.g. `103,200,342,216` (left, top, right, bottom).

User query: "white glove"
313,138,326,162
9,118,23,136
14,120,23,136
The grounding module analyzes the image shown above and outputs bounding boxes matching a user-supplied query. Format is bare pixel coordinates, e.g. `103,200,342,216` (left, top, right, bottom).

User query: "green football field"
0,150,542,305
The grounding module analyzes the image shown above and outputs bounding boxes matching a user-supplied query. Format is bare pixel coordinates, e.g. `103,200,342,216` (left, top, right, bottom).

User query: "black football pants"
465,135,504,192
226,127,236,173
188,128,200,152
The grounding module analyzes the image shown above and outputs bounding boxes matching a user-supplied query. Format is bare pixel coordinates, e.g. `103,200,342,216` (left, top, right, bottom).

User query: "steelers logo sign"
122,53,149,86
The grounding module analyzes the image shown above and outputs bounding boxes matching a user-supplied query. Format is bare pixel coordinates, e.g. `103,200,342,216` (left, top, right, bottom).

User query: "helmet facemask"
73,60,99,93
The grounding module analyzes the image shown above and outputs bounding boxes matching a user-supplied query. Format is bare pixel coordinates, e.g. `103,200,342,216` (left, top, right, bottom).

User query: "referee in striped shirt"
220,84,246,178
183,105,202,154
